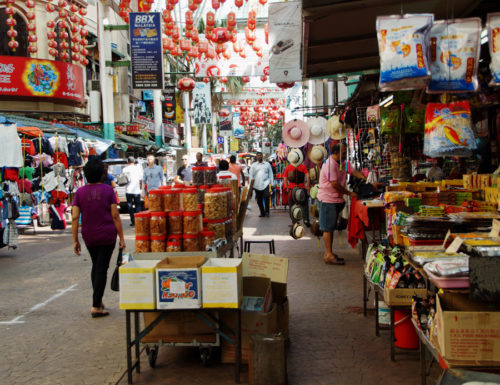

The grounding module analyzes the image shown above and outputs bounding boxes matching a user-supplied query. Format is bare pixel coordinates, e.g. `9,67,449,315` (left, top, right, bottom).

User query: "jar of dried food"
218,175,233,188
135,235,150,253
183,210,202,235
192,166,205,186
164,189,182,212
206,218,225,240
167,234,182,245
183,187,199,211
166,240,181,252
183,233,201,251
134,211,151,236
197,185,209,205
204,187,226,220
148,190,164,212
201,230,215,251
223,187,233,217
205,166,217,185
168,211,183,234
150,212,167,236
150,235,166,252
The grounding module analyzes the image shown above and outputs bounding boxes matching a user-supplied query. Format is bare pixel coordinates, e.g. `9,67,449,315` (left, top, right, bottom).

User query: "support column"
202,124,207,153
97,1,115,141
153,89,162,146
224,135,229,154
183,92,192,151
327,80,334,114
212,114,217,154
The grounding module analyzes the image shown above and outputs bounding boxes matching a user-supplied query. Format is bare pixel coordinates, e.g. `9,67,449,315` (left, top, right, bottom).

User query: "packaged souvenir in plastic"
427,18,481,93
366,105,379,123
488,13,500,85
380,107,400,135
377,14,434,91
424,101,477,158
404,105,425,134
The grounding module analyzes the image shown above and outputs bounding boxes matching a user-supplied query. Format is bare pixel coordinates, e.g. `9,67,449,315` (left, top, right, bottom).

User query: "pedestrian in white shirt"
122,157,143,226
249,152,274,217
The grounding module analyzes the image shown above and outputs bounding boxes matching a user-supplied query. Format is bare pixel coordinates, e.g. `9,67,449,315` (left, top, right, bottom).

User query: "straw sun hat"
326,115,348,140
290,223,305,239
282,119,310,148
287,148,304,167
307,117,328,144
309,145,327,165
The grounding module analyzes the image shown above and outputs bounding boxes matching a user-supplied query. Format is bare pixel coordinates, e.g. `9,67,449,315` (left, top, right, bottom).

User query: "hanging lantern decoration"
198,39,208,54
191,29,199,44
25,0,37,54
227,12,236,30
212,27,229,44
241,76,250,83
235,0,243,8
188,0,198,11
46,20,58,57
260,75,267,82
206,46,216,59
188,46,199,59
264,23,269,44
263,66,270,76
247,9,257,30
245,27,256,45
220,76,228,84
218,108,230,118
212,0,220,10
5,1,18,52
277,82,295,89
177,77,195,92
222,46,231,60
203,77,210,83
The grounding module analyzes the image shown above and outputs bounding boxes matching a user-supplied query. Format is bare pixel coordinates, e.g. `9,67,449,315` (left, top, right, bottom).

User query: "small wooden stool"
243,239,275,254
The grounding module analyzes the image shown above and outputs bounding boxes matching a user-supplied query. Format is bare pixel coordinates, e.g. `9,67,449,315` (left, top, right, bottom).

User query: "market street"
0,210,438,385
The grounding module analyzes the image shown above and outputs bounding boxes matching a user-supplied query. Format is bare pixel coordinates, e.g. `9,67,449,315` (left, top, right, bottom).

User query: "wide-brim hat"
310,184,319,200
289,204,303,222
282,119,310,148
290,223,305,239
309,145,328,164
307,117,328,144
310,220,323,237
309,167,319,183
291,187,307,204
326,115,347,140
287,148,304,167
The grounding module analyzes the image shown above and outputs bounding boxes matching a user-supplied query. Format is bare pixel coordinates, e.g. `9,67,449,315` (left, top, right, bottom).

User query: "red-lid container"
192,166,204,171
201,230,215,237
168,210,184,217
135,211,151,218
135,235,150,240
183,210,202,217
173,184,185,189
165,189,182,194
150,211,167,217
158,185,171,190
219,175,232,179
183,187,198,193
205,166,216,171
150,235,166,240
149,190,164,195
183,233,199,239
166,241,180,246
167,234,182,242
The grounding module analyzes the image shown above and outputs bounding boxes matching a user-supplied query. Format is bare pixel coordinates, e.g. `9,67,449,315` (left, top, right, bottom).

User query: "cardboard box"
243,276,272,313
277,297,290,340
221,304,278,364
436,293,500,365
383,287,427,306
141,311,216,344
119,260,158,310
201,258,243,309
156,256,205,309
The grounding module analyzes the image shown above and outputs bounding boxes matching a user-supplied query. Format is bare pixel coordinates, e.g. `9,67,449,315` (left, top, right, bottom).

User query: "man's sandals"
324,254,345,265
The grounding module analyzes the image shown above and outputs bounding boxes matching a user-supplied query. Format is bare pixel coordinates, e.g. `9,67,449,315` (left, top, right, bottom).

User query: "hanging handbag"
110,248,123,292
117,174,129,186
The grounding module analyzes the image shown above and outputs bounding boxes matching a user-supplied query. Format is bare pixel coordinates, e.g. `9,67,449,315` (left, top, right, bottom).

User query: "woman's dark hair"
84,158,106,183
219,160,229,171
229,155,236,163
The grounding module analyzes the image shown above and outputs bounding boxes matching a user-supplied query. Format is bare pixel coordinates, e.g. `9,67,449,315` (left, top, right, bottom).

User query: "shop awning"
302,0,496,79
17,126,44,137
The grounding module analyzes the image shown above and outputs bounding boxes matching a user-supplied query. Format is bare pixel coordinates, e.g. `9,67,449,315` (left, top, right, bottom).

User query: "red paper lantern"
177,77,195,92
46,3,56,12
218,108,230,118
203,77,210,83
185,11,193,24
235,0,243,7
188,0,197,11
28,45,37,53
28,34,37,43
206,11,215,27
26,0,36,8
260,75,267,82
220,76,228,84
241,76,250,83
27,23,36,31
263,66,270,76
227,12,236,29
212,28,229,44
212,0,219,10
277,82,295,89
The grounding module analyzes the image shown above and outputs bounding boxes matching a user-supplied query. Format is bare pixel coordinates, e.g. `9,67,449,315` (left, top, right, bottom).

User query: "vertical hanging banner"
285,82,303,122
163,86,176,121
130,12,163,89
175,94,184,124
192,82,212,124
232,112,245,139
219,106,233,137
269,2,302,82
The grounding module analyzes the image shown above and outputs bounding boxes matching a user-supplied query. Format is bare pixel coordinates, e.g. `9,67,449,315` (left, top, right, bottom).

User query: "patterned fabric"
15,206,33,227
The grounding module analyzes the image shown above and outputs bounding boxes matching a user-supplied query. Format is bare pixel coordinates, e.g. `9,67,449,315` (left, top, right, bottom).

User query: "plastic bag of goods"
376,14,434,91
488,13,500,86
404,105,425,134
380,107,400,135
424,101,477,158
427,18,481,93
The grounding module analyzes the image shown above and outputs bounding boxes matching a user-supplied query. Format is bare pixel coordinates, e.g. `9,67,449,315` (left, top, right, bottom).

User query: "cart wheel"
146,346,159,368
200,348,211,367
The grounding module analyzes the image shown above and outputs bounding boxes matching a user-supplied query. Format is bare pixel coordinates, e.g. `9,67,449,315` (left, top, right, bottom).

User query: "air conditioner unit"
87,80,101,92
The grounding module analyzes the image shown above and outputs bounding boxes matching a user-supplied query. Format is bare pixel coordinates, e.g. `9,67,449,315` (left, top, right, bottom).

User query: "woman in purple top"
72,158,126,318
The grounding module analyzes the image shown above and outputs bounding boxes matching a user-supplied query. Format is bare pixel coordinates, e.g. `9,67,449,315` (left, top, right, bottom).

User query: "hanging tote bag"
110,248,123,292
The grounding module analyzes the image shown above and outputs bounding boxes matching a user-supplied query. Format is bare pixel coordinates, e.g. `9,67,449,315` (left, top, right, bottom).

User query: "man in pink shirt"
228,155,245,187
317,142,367,265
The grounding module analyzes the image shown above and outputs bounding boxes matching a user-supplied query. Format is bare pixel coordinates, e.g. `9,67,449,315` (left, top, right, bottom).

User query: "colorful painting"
23,62,60,97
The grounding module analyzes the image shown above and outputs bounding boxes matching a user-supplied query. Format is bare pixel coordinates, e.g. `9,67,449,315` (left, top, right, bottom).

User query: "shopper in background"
229,155,245,187
175,155,193,185
249,151,273,217
426,158,444,182
102,164,119,203
217,159,238,181
143,154,165,195
123,156,143,226
318,142,365,265
72,158,125,318
194,152,208,167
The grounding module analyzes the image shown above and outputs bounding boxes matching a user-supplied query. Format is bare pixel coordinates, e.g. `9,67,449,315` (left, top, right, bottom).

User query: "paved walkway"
118,207,437,385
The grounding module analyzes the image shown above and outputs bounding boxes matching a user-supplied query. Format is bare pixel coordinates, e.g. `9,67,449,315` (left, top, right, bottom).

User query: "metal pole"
153,90,162,146
97,0,115,141
212,113,217,154
183,92,192,151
